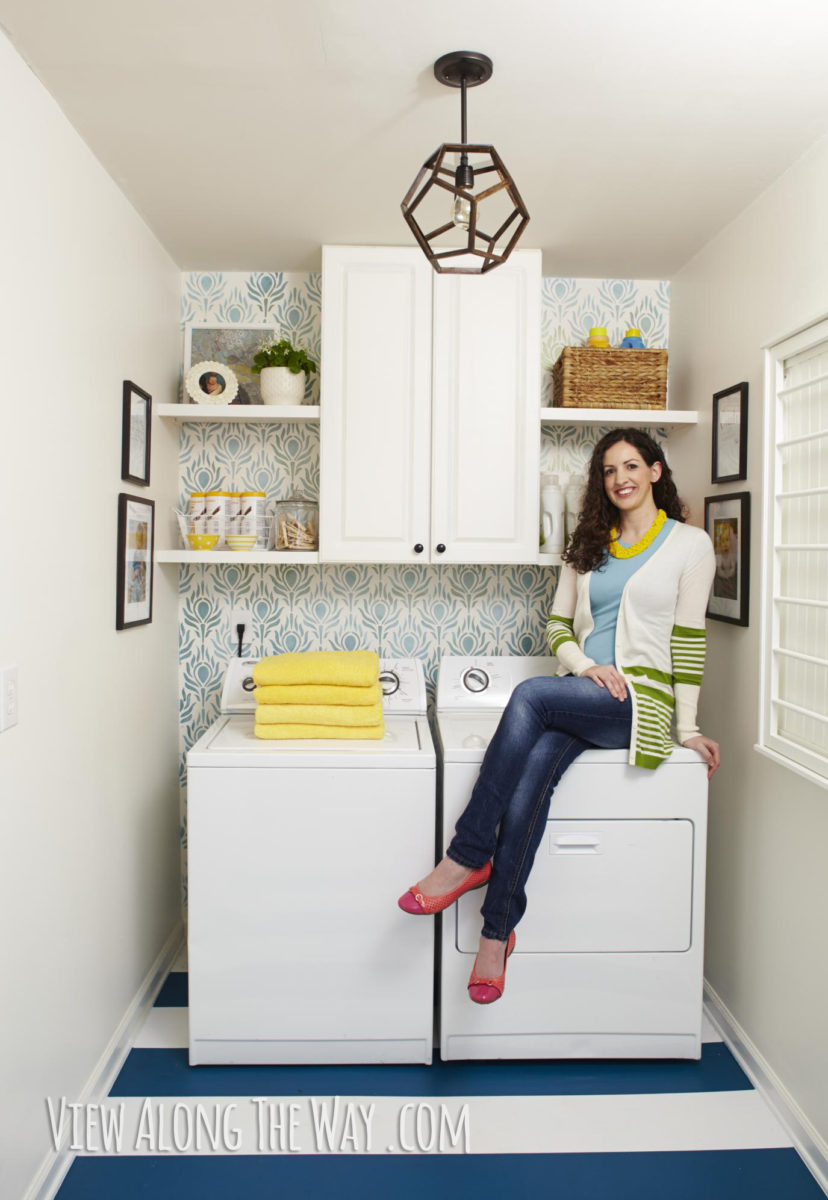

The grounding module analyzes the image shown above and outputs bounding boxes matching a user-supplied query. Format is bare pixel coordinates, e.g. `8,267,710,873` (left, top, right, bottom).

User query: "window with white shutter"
759,317,828,786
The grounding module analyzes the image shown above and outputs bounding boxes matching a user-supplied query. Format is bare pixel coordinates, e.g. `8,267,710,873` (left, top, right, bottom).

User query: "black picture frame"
116,493,154,630
121,380,152,486
704,491,750,626
711,382,748,483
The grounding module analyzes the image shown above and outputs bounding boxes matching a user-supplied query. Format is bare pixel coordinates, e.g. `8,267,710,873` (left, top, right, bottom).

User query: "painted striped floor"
55,949,824,1199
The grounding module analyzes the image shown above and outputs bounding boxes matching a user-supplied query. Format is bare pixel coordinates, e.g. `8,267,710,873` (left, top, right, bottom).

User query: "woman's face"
601,440,662,514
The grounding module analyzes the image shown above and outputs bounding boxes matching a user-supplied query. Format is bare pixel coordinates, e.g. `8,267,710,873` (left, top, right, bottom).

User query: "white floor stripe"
76,1091,791,1157
133,1008,188,1049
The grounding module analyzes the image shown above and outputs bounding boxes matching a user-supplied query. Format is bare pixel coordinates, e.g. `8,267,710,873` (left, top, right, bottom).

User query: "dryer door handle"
551,833,601,854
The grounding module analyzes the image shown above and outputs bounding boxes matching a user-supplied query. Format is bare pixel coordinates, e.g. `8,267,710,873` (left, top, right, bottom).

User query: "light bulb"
452,194,471,230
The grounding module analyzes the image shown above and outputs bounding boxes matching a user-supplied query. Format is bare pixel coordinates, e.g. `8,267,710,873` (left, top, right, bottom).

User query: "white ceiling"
4,0,828,277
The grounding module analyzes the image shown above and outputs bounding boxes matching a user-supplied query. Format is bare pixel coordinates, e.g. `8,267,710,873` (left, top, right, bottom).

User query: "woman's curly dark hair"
562,428,687,573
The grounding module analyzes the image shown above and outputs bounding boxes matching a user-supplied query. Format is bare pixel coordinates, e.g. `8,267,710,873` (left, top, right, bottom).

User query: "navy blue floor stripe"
57,1148,824,1200
154,972,188,1007
110,1043,751,1098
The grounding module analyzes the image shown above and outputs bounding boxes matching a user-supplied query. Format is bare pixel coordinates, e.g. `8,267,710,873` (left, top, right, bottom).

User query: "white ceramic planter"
260,366,306,406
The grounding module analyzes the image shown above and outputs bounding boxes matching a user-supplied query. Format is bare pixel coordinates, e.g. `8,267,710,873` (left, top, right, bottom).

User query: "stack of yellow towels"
252,650,384,740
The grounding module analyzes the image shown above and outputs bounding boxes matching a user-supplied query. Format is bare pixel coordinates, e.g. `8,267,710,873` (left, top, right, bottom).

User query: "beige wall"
0,31,182,1199
669,134,828,1150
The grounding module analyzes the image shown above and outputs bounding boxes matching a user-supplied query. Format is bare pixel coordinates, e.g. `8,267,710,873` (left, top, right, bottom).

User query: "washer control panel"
220,657,427,715
436,655,560,710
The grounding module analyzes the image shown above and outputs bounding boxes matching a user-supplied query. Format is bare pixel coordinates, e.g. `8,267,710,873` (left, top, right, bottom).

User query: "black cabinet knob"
436,543,446,554
414,543,424,554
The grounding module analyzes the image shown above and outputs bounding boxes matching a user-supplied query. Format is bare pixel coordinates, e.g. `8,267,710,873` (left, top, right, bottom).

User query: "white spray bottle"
540,473,566,555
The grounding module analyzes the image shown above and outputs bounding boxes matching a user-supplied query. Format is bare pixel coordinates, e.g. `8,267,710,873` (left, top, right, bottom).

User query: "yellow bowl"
225,535,257,552
187,533,219,551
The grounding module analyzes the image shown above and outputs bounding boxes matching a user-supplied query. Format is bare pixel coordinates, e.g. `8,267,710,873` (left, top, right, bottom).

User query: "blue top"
584,518,676,667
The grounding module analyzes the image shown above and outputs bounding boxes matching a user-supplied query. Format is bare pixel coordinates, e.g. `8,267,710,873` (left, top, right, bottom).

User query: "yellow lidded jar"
240,491,269,546
204,490,232,545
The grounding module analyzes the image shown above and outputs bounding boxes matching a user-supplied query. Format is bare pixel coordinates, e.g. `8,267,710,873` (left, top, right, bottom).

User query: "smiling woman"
399,427,717,1003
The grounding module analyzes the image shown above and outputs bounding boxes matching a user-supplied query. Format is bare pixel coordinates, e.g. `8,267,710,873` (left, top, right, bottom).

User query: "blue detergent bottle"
620,327,646,349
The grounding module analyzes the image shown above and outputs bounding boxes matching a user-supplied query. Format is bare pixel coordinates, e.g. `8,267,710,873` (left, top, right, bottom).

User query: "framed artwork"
705,491,750,626
116,494,154,630
712,382,748,483
183,323,276,405
121,380,152,485
185,361,239,405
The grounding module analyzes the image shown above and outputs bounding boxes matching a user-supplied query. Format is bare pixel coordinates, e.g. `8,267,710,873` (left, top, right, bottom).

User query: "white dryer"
436,655,709,1062
187,657,436,1065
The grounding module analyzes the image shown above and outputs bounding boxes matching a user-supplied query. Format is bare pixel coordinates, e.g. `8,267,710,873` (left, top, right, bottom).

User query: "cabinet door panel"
431,250,541,562
320,247,432,562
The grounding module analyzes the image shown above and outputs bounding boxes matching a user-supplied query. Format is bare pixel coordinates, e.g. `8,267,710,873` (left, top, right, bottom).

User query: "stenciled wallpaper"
175,269,670,897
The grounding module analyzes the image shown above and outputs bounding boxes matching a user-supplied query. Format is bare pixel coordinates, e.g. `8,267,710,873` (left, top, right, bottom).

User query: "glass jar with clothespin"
274,498,318,551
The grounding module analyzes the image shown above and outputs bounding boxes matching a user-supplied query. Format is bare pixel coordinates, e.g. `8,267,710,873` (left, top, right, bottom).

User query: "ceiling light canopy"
401,51,530,275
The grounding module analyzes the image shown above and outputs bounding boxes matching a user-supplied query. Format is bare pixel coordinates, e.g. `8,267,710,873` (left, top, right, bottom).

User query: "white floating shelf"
158,404,319,422
157,550,320,564
158,550,556,567
540,407,697,425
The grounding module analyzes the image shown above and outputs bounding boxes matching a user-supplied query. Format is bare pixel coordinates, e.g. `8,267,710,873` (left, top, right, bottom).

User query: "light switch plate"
0,665,19,731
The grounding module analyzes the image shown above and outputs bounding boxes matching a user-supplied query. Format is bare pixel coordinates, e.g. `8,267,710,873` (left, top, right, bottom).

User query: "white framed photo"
185,361,239,405
183,323,276,405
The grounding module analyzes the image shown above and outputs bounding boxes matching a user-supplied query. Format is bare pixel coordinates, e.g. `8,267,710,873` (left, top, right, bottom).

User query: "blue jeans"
446,676,632,941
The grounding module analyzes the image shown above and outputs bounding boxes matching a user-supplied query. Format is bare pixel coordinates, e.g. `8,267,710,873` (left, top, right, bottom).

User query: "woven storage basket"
551,347,668,409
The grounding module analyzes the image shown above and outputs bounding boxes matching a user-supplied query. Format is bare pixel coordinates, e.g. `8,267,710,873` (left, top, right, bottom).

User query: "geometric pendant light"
401,51,530,274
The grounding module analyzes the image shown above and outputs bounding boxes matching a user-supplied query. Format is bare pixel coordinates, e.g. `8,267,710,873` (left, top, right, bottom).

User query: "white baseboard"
24,921,185,1200
704,980,828,1198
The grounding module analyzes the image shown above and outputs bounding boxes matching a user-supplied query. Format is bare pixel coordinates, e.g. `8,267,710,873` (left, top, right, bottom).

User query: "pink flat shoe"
397,861,492,915
468,930,517,1004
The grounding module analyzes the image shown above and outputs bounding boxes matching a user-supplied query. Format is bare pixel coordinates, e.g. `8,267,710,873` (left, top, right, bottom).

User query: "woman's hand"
681,734,721,779
582,665,628,702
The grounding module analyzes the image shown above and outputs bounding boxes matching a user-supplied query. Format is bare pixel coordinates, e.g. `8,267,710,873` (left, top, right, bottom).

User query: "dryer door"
456,818,694,953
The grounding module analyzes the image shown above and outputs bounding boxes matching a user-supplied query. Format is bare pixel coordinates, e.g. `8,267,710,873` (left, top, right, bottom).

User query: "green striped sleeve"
546,611,578,656
670,623,706,686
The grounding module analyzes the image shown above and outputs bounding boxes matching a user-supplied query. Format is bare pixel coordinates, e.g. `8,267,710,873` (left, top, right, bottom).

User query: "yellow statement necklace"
609,508,667,558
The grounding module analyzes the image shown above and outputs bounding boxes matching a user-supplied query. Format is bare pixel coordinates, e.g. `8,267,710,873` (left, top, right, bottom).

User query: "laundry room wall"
175,271,670,866
669,132,828,1152
0,31,182,1200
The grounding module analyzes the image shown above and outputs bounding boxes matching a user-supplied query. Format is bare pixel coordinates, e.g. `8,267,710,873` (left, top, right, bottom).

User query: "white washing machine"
436,655,709,1062
187,657,436,1066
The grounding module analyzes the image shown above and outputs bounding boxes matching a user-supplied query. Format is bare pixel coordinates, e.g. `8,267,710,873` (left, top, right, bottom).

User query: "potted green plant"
251,337,318,406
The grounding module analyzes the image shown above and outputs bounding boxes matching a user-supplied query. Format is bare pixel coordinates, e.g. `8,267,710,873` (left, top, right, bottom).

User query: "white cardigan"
546,521,716,769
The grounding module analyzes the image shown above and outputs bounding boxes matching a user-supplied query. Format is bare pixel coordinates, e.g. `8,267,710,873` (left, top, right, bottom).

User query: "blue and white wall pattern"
176,271,670,893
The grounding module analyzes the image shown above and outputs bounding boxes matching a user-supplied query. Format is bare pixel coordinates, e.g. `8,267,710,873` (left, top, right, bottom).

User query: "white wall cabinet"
320,245,541,563
319,246,433,563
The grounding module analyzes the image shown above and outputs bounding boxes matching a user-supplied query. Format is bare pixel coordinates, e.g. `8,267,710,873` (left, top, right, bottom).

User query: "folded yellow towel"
255,702,384,727
253,650,380,688
253,682,381,707
254,723,385,740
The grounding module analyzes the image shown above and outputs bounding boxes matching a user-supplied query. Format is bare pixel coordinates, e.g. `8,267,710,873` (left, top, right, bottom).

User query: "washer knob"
462,667,489,693
379,670,400,696
241,676,256,692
